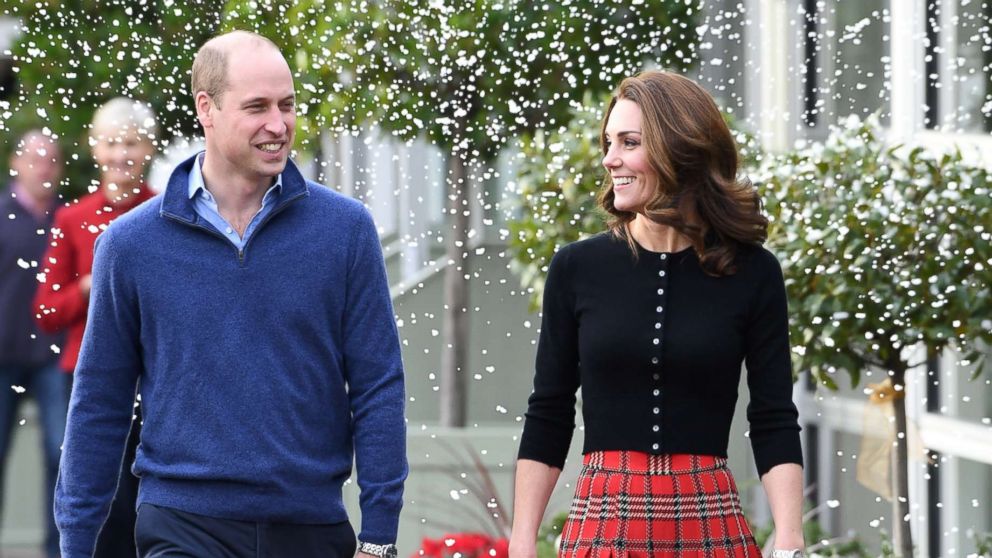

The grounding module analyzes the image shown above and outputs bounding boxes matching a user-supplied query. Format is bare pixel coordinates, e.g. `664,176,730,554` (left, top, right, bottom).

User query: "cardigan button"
652,338,659,345
656,306,663,313
653,425,660,432
657,288,664,295
658,270,666,277
655,322,661,329
652,407,660,414
653,373,660,380
653,389,660,396
651,357,658,364
652,443,660,450
660,254,667,260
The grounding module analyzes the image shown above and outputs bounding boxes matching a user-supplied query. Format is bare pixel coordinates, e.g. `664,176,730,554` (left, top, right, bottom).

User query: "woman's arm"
509,459,562,558
34,209,89,333
512,247,580,557
761,462,805,550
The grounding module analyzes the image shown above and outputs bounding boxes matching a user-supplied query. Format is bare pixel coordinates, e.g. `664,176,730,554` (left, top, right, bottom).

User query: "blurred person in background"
0,130,66,558
35,97,158,558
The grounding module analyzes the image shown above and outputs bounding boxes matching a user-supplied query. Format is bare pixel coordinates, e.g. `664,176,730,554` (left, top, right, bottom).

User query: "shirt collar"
187,152,283,201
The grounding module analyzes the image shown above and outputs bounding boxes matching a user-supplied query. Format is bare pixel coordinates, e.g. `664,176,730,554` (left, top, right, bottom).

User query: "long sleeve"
342,210,407,545
55,230,142,558
518,246,580,469
34,208,89,333
744,250,803,477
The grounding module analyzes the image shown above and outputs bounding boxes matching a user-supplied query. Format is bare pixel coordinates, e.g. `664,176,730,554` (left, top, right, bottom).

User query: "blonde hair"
90,97,159,141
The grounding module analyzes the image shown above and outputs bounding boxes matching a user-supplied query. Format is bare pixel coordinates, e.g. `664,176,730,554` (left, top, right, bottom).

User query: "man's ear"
195,91,214,129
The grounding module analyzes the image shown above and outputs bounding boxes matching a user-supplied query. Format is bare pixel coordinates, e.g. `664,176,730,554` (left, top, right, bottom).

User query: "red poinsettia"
411,532,509,558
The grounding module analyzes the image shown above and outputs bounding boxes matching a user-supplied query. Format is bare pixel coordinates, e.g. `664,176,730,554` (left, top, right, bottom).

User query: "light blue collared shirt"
188,153,282,251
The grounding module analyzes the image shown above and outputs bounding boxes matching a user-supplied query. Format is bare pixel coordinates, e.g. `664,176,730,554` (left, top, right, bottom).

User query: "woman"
35,97,157,558
509,72,805,558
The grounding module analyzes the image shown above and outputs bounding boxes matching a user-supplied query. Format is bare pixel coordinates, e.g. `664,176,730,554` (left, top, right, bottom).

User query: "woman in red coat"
35,97,157,558
35,98,157,374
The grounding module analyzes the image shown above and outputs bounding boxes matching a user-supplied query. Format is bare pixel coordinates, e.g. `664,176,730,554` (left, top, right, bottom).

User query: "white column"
334,132,356,198
367,128,398,239
396,142,422,282
905,349,930,557
936,0,959,131
888,0,927,140
753,0,804,151
938,348,961,557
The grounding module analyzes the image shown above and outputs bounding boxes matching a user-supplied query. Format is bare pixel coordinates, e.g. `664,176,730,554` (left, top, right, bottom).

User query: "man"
55,31,407,558
0,130,66,558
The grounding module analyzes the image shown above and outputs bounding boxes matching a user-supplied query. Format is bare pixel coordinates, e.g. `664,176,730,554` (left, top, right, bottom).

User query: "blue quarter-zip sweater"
55,155,408,558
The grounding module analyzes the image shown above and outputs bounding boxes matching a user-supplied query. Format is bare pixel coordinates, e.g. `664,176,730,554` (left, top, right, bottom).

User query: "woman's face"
602,98,655,213
91,122,155,193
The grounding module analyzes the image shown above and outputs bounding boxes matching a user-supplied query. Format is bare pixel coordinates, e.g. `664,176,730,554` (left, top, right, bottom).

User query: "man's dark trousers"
94,404,141,558
134,503,357,558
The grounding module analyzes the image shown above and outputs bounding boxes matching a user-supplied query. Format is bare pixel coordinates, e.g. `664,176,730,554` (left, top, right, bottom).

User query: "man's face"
10,134,62,200
90,124,155,194
201,47,296,184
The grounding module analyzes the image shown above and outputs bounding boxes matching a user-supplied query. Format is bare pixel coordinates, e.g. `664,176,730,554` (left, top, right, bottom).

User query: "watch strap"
359,541,397,558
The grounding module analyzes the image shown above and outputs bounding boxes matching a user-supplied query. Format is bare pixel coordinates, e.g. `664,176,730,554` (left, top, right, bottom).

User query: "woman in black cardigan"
509,71,805,558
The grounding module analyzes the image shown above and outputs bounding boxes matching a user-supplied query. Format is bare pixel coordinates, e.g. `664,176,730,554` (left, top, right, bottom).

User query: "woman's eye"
624,139,639,148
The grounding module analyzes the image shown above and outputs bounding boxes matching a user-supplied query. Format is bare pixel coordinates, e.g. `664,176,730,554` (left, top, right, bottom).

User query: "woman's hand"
507,535,538,558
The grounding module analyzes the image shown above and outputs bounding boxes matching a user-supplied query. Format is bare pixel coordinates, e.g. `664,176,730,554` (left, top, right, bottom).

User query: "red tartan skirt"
558,451,762,558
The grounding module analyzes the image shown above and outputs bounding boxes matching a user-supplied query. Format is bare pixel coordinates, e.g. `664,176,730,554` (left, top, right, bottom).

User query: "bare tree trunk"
439,154,470,427
890,365,914,557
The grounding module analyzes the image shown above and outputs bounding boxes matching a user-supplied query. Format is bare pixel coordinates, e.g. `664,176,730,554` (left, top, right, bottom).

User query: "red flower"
412,533,509,558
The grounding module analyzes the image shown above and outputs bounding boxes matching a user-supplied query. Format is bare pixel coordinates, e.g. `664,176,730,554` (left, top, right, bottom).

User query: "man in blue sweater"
55,31,407,558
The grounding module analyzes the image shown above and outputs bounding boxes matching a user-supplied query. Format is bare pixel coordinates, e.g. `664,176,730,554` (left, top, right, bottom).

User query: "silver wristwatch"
358,541,399,558
771,550,804,558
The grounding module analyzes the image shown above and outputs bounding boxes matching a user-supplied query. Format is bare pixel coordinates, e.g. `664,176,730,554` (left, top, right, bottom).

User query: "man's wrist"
358,541,398,558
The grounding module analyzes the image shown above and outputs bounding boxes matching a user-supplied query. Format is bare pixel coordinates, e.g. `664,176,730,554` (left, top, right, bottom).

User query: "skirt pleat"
558,452,763,558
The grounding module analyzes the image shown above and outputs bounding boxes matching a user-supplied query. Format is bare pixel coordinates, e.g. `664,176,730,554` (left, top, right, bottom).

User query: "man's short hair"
90,97,159,141
14,128,58,155
191,31,281,108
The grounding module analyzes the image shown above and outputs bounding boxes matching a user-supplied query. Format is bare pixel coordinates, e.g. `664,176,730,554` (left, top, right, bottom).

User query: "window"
941,0,992,133
803,0,892,130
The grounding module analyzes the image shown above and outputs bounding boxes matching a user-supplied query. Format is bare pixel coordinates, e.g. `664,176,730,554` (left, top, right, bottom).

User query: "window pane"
949,0,992,133
938,346,992,427
828,1,891,124
945,455,992,555
696,0,749,118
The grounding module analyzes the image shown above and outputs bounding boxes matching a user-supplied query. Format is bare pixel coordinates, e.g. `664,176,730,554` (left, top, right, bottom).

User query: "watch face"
383,545,398,558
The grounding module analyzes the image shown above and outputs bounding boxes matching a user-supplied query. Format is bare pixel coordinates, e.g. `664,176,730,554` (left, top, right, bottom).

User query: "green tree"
757,115,992,557
0,0,224,195
223,0,701,426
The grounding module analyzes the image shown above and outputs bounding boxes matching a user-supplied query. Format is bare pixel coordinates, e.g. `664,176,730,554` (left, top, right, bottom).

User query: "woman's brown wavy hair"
598,71,767,276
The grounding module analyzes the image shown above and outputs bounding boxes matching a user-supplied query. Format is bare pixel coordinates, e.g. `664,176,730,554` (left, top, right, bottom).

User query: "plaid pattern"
558,451,762,558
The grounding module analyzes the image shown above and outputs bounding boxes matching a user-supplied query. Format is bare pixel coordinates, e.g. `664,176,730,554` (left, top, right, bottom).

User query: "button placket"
651,252,668,452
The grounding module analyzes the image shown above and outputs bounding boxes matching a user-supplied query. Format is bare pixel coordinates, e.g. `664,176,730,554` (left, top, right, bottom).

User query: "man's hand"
79,274,93,298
